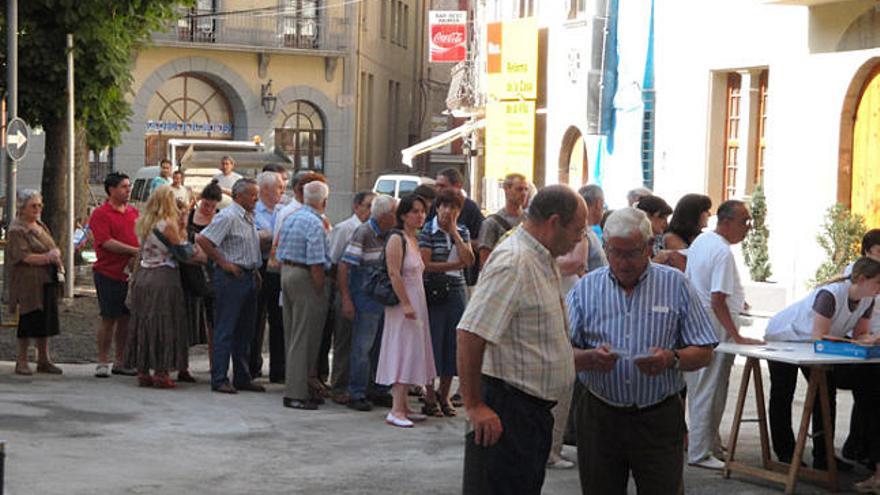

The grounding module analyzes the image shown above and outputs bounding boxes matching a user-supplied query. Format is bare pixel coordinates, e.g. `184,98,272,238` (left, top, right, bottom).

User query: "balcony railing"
152,8,348,53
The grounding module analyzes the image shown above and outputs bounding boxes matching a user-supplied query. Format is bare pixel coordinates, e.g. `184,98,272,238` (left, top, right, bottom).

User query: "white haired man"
626,187,653,207
251,171,286,382
277,180,332,410
338,194,397,411
569,207,717,493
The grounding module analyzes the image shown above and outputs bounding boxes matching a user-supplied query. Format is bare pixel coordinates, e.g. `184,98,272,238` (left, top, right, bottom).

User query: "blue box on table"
814,339,880,359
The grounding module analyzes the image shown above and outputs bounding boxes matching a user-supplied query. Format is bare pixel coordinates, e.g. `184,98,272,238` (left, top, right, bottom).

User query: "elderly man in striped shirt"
568,207,718,494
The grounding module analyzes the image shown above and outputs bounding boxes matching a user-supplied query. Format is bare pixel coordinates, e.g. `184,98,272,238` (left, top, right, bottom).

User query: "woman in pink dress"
376,194,437,428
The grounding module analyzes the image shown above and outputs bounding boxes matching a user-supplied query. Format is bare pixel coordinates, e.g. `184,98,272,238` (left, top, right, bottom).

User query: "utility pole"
66,34,75,298
5,0,18,223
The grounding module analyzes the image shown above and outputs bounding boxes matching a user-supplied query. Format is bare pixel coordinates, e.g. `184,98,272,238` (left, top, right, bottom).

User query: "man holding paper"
567,207,718,494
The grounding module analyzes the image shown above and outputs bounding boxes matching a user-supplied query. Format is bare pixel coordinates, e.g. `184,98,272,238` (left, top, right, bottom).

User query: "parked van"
372,174,435,198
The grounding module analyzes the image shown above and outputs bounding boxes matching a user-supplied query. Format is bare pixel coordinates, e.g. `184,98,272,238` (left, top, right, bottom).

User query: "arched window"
276,100,325,172
144,73,233,166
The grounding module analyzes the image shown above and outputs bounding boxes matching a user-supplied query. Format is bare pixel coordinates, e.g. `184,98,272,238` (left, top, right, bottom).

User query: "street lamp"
261,80,277,116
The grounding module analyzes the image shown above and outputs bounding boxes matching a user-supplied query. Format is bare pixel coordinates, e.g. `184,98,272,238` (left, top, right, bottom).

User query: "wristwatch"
671,349,681,370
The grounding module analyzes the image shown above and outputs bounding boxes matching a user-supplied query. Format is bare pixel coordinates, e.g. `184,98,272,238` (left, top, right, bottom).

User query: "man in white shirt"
212,155,243,197
170,170,194,208
684,199,763,470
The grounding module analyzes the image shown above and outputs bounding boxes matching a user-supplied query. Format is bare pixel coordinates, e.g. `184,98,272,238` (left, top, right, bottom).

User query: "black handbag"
366,230,406,306
423,272,454,305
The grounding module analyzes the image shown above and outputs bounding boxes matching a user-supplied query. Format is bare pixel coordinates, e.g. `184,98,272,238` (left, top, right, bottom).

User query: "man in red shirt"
88,172,139,378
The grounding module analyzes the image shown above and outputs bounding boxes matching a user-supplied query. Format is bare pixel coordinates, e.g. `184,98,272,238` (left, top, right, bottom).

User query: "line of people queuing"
6,157,880,494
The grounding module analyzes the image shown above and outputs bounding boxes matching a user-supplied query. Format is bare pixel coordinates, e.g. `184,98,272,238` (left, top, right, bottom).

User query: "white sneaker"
95,363,110,378
689,455,726,470
547,457,576,470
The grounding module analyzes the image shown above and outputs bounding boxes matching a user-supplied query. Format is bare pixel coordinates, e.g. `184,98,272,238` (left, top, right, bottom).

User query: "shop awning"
401,119,485,167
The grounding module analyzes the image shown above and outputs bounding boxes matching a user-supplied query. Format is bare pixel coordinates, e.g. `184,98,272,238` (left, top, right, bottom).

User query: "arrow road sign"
6,117,30,161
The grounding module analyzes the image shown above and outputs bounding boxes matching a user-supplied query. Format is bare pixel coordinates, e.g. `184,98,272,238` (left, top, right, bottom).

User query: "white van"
372,174,435,198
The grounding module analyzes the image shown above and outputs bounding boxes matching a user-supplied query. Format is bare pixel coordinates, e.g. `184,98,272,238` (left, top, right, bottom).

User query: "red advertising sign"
429,11,467,63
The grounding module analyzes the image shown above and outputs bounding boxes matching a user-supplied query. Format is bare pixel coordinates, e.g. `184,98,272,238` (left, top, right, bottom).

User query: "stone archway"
117,56,266,171
558,125,588,188
837,57,880,219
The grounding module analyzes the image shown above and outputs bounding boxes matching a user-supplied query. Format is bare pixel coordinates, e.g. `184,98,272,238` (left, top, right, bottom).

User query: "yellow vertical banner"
486,100,536,180
487,17,538,101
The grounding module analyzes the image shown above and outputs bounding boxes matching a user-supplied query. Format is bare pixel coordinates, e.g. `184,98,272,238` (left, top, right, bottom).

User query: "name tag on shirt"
652,306,670,314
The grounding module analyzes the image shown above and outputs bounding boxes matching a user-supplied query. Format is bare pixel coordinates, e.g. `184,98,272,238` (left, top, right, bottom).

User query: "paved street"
0,353,869,495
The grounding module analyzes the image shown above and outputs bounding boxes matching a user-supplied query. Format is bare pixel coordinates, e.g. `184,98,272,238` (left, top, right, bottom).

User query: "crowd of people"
5,156,880,494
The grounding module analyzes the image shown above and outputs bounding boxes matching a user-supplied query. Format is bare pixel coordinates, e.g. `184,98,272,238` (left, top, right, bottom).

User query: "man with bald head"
458,185,587,495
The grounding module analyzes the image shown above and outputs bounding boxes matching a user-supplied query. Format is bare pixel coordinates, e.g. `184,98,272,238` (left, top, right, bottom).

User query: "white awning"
401,119,485,167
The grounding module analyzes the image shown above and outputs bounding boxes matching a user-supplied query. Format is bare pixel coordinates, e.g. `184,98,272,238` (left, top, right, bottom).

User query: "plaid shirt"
199,201,262,269
276,205,329,268
458,227,575,402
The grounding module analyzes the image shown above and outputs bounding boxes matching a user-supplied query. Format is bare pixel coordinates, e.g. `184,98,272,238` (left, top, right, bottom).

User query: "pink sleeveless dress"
375,234,437,386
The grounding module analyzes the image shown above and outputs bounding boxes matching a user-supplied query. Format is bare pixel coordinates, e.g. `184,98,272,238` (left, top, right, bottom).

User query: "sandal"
137,373,154,387
450,393,464,407
421,401,444,418
153,374,177,389
439,400,458,417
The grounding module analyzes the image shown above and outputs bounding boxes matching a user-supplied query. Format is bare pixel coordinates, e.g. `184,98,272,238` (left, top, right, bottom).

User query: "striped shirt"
567,263,718,408
458,227,575,402
276,205,329,268
328,214,363,265
418,217,470,283
199,201,262,269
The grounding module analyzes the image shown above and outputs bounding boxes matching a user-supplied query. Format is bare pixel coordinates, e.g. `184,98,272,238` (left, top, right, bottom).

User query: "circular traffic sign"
6,117,31,161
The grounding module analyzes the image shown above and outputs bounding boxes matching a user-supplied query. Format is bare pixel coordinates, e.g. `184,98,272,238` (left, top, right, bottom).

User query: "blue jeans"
348,298,386,400
211,268,257,388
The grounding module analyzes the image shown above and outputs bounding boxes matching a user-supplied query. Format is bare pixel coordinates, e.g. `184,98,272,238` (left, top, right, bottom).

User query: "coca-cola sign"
429,11,467,63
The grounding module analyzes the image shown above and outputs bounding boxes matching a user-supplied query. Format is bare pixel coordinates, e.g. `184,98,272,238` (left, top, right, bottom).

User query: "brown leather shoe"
212,383,238,394
36,362,63,375
236,381,266,392
14,362,33,376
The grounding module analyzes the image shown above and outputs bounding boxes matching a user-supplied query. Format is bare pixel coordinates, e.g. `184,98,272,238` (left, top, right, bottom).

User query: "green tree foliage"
742,183,772,282
0,0,191,249
813,203,866,284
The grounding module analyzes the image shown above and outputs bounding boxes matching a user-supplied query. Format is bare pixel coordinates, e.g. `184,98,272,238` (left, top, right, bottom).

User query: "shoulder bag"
366,230,406,306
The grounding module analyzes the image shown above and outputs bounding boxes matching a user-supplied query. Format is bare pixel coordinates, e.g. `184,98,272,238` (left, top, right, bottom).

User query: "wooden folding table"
715,342,880,494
